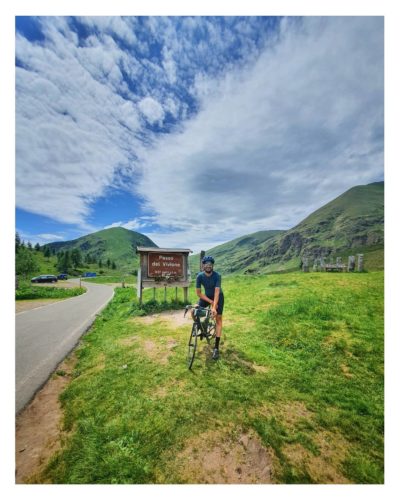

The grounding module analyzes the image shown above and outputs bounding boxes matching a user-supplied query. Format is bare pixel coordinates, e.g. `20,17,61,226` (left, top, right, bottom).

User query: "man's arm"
196,288,213,304
212,287,220,316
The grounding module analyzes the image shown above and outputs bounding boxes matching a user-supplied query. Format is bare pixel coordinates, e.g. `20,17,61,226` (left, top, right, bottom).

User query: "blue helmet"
202,255,215,264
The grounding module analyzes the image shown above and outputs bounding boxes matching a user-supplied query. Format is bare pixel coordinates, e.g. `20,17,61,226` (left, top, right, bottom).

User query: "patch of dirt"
16,299,65,314
282,430,351,484
136,310,191,328
119,335,139,346
253,401,314,429
142,337,179,365
340,364,353,378
323,327,354,357
172,429,275,484
252,402,351,483
15,353,78,484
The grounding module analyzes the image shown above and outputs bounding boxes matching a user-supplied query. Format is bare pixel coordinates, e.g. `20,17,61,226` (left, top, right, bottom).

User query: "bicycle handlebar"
184,304,212,318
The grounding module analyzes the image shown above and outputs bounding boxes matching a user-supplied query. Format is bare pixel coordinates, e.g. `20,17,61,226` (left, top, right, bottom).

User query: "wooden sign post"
136,247,192,306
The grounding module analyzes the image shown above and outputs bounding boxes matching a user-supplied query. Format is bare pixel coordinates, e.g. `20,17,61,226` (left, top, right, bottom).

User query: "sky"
15,15,384,252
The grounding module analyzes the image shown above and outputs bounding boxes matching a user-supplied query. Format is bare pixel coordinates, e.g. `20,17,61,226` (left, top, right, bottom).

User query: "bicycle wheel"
187,323,198,369
205,321,216,344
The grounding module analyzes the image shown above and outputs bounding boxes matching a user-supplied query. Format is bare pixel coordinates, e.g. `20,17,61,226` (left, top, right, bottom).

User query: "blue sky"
15,15,384,252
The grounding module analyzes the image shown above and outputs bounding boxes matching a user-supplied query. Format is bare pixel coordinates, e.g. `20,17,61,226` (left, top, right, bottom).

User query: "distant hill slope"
195,182,384,275
189,230,284,275
43,227,157,271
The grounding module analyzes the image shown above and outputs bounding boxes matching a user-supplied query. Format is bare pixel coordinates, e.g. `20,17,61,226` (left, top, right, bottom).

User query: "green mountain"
195,181,384,275
189,230,284,275
43,227,157,272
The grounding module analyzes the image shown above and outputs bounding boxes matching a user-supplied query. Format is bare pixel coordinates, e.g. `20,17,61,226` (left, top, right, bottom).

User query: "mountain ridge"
193,181,384,274
43,227,158,272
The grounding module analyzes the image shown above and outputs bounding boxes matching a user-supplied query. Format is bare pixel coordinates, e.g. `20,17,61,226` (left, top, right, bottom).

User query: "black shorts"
198,294,224,315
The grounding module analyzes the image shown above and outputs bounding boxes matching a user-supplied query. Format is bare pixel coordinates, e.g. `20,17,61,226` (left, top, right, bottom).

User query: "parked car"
57,273,68,280
31,274,58,283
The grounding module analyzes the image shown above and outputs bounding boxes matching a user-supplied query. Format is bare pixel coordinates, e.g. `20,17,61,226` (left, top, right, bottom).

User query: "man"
195,256,224,360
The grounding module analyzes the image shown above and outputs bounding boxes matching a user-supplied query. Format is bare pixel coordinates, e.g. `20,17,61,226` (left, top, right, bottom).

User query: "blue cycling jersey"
195,271,223,299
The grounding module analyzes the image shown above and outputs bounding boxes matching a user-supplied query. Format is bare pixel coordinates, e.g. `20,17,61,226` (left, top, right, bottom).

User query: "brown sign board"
148,253,184,278
136,246,193,304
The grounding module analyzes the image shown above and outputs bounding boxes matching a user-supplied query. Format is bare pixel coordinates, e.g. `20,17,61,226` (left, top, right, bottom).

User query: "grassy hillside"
189,230,283,275
32,271,384,484
195,182,384,275
43,227,157,272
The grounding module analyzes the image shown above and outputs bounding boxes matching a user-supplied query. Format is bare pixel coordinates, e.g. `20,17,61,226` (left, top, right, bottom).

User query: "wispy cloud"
37,233,65,241
16,16,383,251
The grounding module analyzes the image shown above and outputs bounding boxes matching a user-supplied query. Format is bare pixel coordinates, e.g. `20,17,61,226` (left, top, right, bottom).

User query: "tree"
44,246,51,260
34,243,41,252
15,232,21,253
98,259,103,268
112,261,116,270
71,248,82,268
106,258,111,269
16,246,39,279
27,241,33,250
57,250,72,272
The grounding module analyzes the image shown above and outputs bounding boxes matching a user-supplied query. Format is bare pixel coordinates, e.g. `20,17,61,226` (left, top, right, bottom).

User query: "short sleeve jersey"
196,271,223,299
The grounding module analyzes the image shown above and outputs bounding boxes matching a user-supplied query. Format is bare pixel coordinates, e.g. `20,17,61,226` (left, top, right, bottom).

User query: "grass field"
33,271,384,484
16,284,86,300
81,275,136,285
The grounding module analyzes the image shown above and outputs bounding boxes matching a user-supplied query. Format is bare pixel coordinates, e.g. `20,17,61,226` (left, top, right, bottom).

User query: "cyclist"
195,256,224,360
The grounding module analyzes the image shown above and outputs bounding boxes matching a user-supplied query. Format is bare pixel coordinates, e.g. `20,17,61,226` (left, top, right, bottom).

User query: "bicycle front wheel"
206,321,216,344
187,323,198,369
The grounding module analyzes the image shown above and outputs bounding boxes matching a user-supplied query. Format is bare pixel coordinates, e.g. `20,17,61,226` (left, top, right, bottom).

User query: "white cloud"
103,218,146,231
15,16,383,252
38,233,64,241
138,96,165,125
16,26,143,226
134,17,383,249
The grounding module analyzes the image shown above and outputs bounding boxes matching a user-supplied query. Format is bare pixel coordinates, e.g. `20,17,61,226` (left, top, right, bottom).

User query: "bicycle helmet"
202,256,215,264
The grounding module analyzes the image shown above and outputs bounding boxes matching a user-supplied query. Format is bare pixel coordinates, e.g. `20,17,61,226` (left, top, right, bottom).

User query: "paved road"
15,280,115,413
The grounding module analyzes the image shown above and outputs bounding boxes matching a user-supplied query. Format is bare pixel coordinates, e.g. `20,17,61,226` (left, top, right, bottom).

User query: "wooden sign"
136,246,192,305
148,253,184,278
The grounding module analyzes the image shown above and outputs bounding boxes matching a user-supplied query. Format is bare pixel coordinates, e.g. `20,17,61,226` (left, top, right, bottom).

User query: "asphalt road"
15,280,115,413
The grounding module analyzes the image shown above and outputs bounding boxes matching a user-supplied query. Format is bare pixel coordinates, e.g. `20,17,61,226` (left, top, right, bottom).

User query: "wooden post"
357,254,364,272
175,287,178,301
153,287,156,300
200,250,205,271
164,286,167,302
137,267,142,305
183,287,188,303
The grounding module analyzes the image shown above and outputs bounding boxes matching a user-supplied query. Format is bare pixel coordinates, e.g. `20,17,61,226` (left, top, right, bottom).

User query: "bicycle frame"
185,305,216,369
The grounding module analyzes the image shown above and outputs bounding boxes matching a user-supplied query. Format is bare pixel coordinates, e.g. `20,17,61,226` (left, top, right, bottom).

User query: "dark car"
57,273,68,280
31,274,58,283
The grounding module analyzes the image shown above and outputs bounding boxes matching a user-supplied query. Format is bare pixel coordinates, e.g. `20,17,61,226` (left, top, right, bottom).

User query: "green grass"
81,275,136,285
34,271,383,484
16,285,86,300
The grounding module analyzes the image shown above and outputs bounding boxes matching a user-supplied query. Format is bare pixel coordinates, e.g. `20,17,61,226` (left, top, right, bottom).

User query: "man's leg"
213,315,223,359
